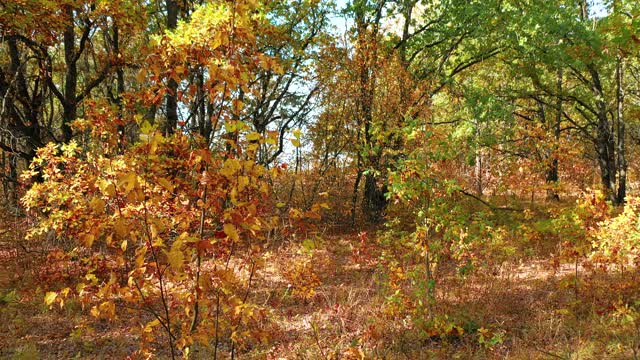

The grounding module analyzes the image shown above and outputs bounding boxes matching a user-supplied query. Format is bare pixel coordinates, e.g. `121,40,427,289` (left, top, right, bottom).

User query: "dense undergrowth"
2,190,640,359
1,0,640,358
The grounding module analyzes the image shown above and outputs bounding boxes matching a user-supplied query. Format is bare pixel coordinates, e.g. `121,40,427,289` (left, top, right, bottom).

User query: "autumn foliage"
2,0,640,358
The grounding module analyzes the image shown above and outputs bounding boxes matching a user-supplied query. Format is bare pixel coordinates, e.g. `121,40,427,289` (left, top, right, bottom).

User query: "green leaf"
302,238,316,251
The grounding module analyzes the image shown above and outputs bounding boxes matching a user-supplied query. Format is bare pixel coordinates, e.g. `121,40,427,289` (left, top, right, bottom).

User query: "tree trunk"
546,68,562,201
4,38,43,159
351,166,362,226
588,64,617,204
580,0,617,204
113,23,127,146
164,0,179,135
615,56,626,204
62,6,78,142
363,172,387,222
354,3,387,223
594,117,617,204
474,118,483,196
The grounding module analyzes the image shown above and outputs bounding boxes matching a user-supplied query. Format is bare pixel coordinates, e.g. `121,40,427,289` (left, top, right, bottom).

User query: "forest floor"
1,205,639,359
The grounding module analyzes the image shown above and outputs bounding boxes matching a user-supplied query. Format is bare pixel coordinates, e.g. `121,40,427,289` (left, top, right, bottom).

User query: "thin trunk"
616,56,626,204
589,64,617,203
351,162,362,226
546,68,562,201
114,23,126,146
1,152,6,204
114,25,125,106
363,172,387,222
355,2,387,222
164,0,179,135
146,104,158,124
474,119,483,196
5,37,43,160
2,153,18,206
190,183,207,334
579,0,588,21
580,0,617,203
196,70,211,141
398,0,413,65
62,6,78,141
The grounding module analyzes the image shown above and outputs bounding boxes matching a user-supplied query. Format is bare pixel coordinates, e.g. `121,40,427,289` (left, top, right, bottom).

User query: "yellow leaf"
158,177,174,192
224,121,237,133
135,253,146,268
265,137,277,145
98,301,116,319
166,240,184,270
556,308,571,315
90,197,105,214
144,319,160,333
85,273,98,283
247,143,259,152
237,176,249,192
150,132,162,154
97,179,116,197
211,33,223,50
121,240,128,252
193,333,210,346
223,223,240,242
221,159,241,179
136,68,147,83
83,233,95,247
290,138,301,147
118,172,139,194
246,132,260,141
140,120,154,134
233,99,244,112
44,291,57,305
114,219,128,238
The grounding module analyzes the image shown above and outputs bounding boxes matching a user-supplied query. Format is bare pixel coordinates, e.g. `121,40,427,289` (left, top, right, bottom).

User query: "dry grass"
1,210,640,359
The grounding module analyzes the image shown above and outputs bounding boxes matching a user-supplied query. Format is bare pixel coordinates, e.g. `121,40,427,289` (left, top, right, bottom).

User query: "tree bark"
474,118,483,197
164,0,179,135
62,6,78,142
615,56,626,204
546,68,561,201
588,64,617,203
579,0,617,204
363,172,388,222
354,1,388,222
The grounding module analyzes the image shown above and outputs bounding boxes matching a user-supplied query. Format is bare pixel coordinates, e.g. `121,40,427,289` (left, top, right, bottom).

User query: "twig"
457,189,523,212
310,320,327,359
535,347,567,360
